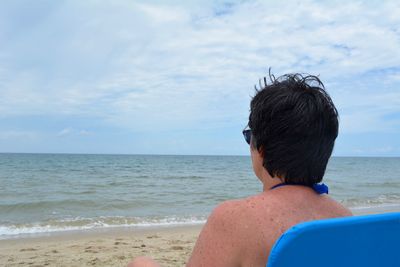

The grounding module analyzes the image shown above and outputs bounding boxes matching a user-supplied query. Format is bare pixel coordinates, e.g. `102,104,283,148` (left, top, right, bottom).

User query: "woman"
128,73,352,267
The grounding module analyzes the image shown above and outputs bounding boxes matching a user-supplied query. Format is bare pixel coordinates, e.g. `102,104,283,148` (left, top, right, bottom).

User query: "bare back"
234,186,352,267
187,185,352,267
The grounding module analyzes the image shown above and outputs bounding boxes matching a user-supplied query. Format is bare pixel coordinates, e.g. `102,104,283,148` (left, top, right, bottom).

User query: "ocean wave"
0,199,98,210
0,215,207,240
0,199,151,213
340,194,400,208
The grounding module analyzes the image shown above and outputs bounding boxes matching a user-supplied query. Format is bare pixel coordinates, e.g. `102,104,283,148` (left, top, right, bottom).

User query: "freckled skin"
127,147,352,267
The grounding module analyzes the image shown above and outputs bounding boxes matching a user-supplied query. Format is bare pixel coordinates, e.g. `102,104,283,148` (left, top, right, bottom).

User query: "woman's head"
247,72,338,186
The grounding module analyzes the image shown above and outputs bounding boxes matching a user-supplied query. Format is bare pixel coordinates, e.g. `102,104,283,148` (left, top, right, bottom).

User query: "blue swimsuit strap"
270,182,329,194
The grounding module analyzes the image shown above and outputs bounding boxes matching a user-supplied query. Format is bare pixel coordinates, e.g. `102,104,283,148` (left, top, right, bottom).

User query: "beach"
1,154,400,266
0,225,202,267
2,207,400,267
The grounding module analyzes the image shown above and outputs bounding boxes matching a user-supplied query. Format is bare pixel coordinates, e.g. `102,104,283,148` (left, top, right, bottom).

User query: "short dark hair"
248,72,338,186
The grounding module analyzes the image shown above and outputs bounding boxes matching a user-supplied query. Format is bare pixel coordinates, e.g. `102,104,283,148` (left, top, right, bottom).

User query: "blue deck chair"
267,212,400,267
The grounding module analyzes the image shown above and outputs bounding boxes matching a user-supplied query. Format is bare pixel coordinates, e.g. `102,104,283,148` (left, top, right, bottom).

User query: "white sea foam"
0,215,207,240
340,194,400,208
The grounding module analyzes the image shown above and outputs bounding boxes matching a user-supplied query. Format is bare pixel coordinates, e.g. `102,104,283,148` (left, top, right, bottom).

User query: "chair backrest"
267,212,400,267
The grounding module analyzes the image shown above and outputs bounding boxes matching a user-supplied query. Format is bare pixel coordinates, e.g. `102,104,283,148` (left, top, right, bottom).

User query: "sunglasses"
242,128,251,145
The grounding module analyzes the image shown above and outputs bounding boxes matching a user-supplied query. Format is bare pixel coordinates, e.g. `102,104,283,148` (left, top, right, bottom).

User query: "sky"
0,0,399,156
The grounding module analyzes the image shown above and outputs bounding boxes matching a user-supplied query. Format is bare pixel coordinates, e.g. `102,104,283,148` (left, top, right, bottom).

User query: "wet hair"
248,71,338,186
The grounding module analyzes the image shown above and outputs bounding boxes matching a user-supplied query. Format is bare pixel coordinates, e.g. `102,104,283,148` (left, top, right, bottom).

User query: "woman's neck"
261,175,284,192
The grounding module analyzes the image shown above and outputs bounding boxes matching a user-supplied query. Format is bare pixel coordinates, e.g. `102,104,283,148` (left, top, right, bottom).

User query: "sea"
1,153,399,240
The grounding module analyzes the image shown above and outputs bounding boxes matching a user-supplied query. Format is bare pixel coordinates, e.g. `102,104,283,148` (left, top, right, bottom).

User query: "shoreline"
1,207,400,267
0,223,204,244
2,203,399,241
0,222,206,242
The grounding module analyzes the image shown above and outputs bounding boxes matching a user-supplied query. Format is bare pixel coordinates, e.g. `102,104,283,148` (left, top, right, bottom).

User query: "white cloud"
57,128,74,137
135,3,189,23
78,129,91,136
0,0,399,135
57,128,91,137
337,90,400,133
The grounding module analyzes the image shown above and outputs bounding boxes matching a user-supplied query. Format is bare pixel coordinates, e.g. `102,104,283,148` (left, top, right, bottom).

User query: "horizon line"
0,152,399,158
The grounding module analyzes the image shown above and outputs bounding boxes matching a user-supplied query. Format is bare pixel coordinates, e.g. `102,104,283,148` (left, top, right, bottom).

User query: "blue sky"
0,0,399,156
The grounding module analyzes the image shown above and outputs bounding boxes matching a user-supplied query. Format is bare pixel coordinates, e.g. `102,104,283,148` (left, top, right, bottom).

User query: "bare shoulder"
211,196,282,242
210,196,271,226
322,195,353,217
205,199,255,237
186,198,257,267
211,199,250,220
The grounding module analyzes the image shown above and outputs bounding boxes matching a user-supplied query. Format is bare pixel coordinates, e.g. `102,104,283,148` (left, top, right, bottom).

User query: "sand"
0,225,202,267
2,206,399,267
